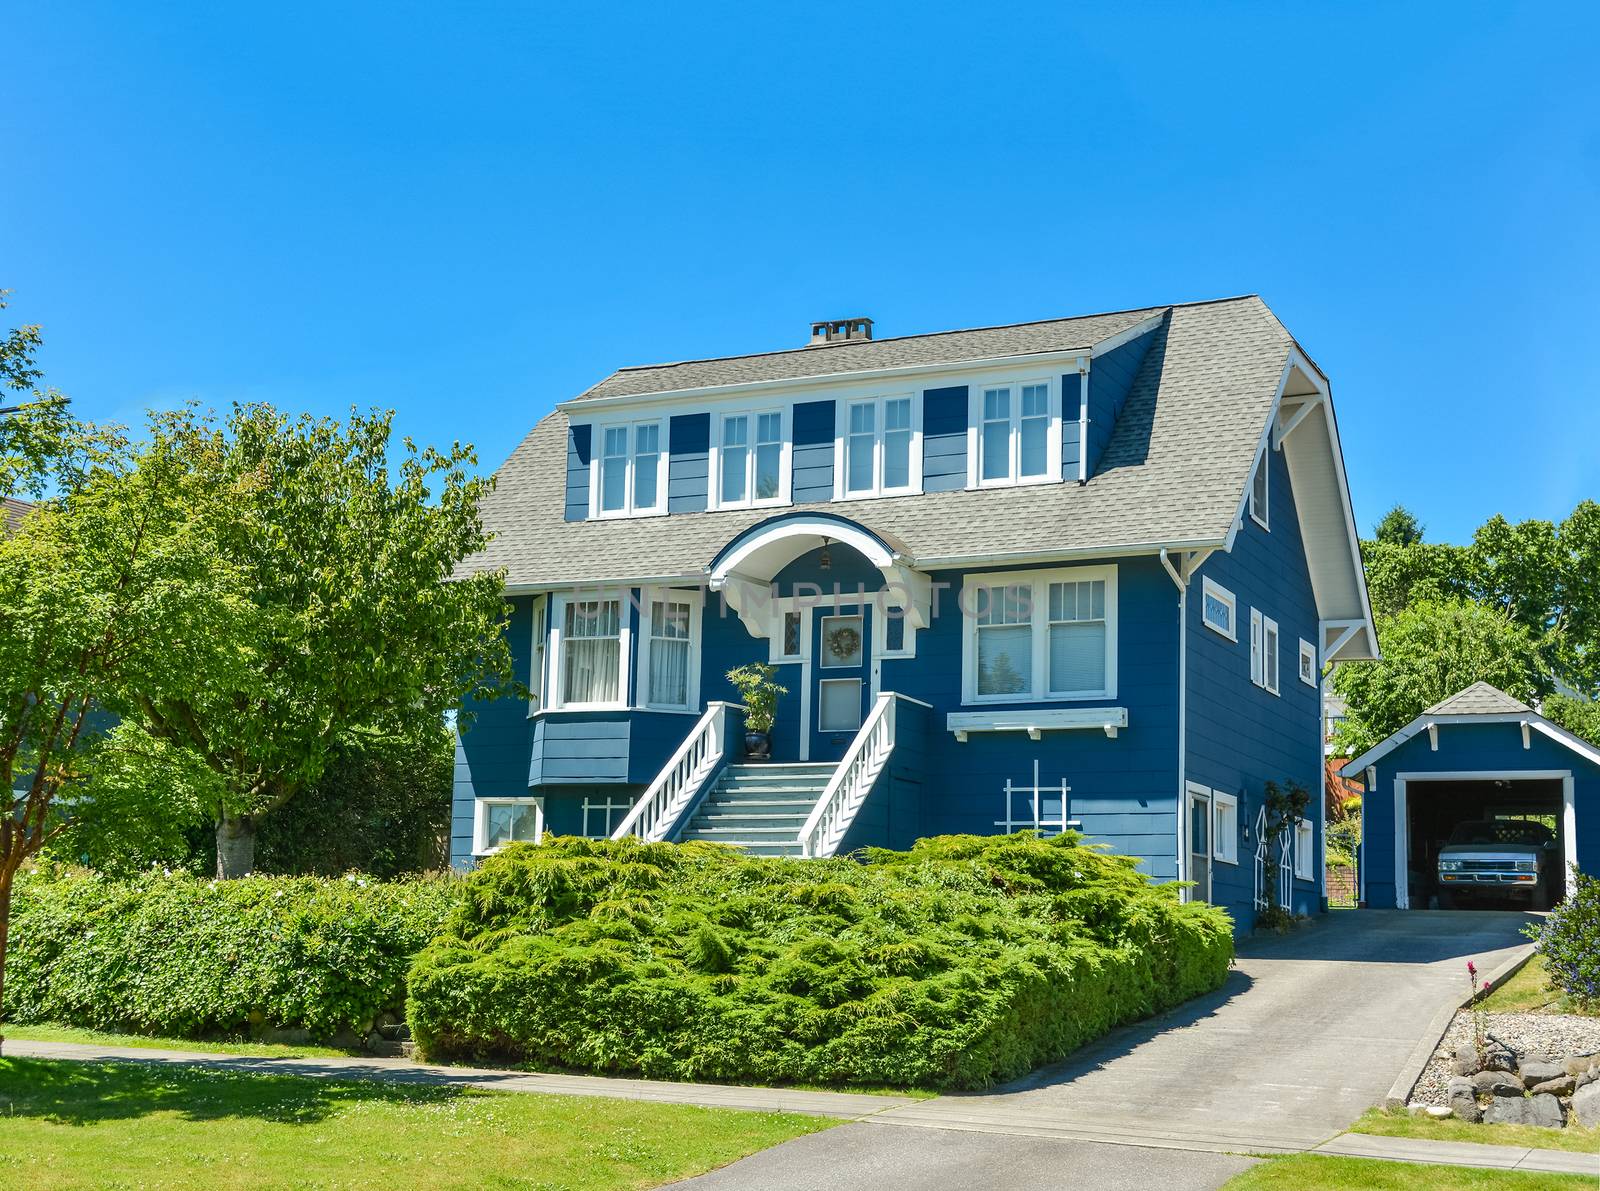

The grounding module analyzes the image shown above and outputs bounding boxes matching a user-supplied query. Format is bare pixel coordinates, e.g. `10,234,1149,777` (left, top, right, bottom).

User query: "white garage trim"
1392,769,1575,910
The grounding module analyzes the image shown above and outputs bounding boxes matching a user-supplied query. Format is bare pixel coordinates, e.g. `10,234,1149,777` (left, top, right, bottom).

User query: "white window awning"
948,707,1129,743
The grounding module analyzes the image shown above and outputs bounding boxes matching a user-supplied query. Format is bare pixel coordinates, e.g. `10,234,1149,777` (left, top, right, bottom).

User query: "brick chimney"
809,317,874,346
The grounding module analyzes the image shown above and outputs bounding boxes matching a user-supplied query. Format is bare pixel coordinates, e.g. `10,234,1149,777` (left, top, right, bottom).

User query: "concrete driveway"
679,910,1537,1189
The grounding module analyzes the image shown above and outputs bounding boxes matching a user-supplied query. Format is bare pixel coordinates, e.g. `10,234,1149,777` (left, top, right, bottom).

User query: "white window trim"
473,796,545,856
707,406,793,511
768,599,811,665
527,594,548,717
876,607,915,659
635,588,703,712
581,794,635,840
965,373,1064,489
1200,578,1236,642
960,564,1118,705
1250,608,1280,696
1299,638,1317,687
1294,817,1315,881
548,591,631,712
1249,447,1270,531
833,392,922,499
1212,791,1239,865
588,418,669,520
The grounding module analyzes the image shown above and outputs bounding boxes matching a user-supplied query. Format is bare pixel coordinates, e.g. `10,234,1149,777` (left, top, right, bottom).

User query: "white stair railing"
612,702,741,843
799,693,924,858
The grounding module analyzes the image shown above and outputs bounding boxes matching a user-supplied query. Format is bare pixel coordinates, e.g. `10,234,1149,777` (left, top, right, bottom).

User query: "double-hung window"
972,379,1058,487
839,395,917,497
1249,447,1269,529
715,410,786,508
1212,792,1239,865
1294,818,1315,880
963,566,1117,703
639,590,701,711
1250,608,1280,695
595,420,665,517
555,595,626,708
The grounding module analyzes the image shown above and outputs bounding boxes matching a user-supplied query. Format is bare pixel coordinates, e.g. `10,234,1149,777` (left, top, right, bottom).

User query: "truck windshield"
1446,820,1553,846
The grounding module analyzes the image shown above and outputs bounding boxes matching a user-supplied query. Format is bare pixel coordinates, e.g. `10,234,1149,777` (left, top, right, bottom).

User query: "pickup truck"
1436,819,1560,909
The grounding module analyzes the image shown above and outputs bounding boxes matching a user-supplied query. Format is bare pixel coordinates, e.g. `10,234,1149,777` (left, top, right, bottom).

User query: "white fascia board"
1340,710,1600,777
503,575,703,595
555,347,1103,415
1089,312,1165,357
913,536,1225,571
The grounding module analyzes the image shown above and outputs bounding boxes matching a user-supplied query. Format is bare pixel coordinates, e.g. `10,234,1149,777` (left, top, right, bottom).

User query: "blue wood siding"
792,400,835,503
564,424,592,522
530,715,630,785
668,413,710,513
1062,372,1083,481
1086,326,1158,476
1185,441,1323,928
451,596,536,867
1360,725,1600,910
922,385,967,493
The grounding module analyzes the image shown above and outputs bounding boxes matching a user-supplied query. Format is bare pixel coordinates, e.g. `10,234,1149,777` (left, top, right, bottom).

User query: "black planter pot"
743,730,772,760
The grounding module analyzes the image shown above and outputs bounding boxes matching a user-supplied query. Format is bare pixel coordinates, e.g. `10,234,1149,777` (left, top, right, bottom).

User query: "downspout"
1161,549,1188,896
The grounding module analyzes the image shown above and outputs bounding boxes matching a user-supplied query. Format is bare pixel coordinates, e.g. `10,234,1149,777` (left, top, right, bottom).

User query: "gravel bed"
1409,1010,1600,1107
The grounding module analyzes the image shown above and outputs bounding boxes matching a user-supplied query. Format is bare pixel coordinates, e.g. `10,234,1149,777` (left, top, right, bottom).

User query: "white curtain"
648,600,690,707
564,600,621,704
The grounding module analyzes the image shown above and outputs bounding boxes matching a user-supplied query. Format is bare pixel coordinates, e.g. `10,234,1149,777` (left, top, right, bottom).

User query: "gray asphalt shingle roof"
463,295,1298,587
1424,682,1533,716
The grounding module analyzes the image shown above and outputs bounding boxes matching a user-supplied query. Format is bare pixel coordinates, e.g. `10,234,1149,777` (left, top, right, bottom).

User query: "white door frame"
1393,769,1575,910
1184,781,1213,904
797,592,884,761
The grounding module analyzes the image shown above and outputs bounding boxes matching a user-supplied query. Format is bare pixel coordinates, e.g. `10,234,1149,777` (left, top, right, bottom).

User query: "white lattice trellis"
995,760,1082,836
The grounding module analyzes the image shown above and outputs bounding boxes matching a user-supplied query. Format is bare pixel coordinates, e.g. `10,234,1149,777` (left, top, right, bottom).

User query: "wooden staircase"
674,763,838,857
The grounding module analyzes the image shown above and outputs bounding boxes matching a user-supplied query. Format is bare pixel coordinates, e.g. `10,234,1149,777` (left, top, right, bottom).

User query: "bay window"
971,378,1060,487
839,394,918,498
555,595,626,708
714,409,787,508
963,566,1117,703
594,419,665,518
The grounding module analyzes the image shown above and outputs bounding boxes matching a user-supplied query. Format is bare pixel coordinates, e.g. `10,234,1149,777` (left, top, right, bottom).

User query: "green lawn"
1225,1154,1596,1190
4,1022,362,1059
1480,957,1599,1017
0,1058,834,1190
1351,1107,1600,1155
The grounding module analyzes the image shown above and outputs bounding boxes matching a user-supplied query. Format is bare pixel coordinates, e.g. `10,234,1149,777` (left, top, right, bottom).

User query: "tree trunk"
216,813,258,878
0,866,14,1057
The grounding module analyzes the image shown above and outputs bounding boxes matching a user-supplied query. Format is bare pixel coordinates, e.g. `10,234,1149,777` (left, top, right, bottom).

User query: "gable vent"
809,317,874,346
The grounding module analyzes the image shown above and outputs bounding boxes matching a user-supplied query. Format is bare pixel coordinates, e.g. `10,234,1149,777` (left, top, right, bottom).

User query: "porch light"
819,538,832,570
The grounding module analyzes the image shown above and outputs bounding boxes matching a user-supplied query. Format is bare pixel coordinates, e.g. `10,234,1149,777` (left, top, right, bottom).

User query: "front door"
1188,787,1212,903
811,608,871,762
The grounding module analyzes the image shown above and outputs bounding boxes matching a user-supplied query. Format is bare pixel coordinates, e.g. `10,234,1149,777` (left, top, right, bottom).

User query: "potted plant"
725,662,786,760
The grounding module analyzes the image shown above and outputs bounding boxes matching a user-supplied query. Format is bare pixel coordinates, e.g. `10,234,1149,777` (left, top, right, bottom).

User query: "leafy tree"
1360,539,1474,620
1331,600,1547,756
1373,504,1424,546
110,403,514,877
1542,693,1600,748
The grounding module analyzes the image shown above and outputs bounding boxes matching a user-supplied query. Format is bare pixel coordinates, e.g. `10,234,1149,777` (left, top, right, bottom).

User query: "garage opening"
1406,778,1567,910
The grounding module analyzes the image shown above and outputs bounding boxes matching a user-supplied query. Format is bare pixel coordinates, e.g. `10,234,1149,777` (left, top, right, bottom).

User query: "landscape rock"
1451,1045,1480,1076
1573,1082,1600,1130
1578,1068,1598,1089
261,1026,311,1046
1470,1070,1524,1097
1484,1094,1565,1128
1519,1060,1566,1087
1424,1106,1453,1120
1531,1076,1577,1097
327,1028,363,1049
1446,1077,1482,1123
363,1030,385,1052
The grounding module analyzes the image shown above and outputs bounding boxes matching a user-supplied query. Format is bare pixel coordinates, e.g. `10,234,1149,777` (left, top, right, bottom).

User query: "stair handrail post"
612,701,744,843
799,692,897,859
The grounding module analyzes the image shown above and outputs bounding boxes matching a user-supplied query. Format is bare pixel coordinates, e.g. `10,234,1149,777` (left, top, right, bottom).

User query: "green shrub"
6,866,460,1039
407,833,1234,1089
1532,866,1599,1008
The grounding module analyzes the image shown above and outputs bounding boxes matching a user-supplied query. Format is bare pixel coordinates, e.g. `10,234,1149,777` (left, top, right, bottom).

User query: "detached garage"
1343,682,1597,910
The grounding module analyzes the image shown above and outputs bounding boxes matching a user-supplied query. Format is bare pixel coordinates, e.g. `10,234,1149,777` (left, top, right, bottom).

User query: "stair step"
693,841,807,856
695,809,810,821
682,824,802,837
701,798,814,810
714,786,830,798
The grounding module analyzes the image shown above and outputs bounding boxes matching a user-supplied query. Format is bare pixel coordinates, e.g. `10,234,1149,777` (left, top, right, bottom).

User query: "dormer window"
837,394,919,498
969,378,1060,488
592,419,666,518
711,409,789,509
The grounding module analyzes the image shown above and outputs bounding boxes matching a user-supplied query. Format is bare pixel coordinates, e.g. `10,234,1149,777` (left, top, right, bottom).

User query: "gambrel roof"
463,295,1376,659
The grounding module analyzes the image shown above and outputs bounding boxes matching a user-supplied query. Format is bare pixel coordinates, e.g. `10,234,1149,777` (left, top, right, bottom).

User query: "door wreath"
826,624,862,662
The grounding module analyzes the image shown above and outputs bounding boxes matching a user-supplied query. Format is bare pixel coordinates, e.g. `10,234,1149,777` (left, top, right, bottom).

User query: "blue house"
453,298,1377,930
1342,682,1596,911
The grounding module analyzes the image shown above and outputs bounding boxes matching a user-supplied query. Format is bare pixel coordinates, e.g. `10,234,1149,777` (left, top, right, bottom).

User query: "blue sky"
6,2,1598,544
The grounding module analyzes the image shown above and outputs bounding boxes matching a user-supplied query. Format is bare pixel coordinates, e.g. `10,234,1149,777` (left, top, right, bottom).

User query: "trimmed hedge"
407,834,1234,1089
5,868,459,1039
